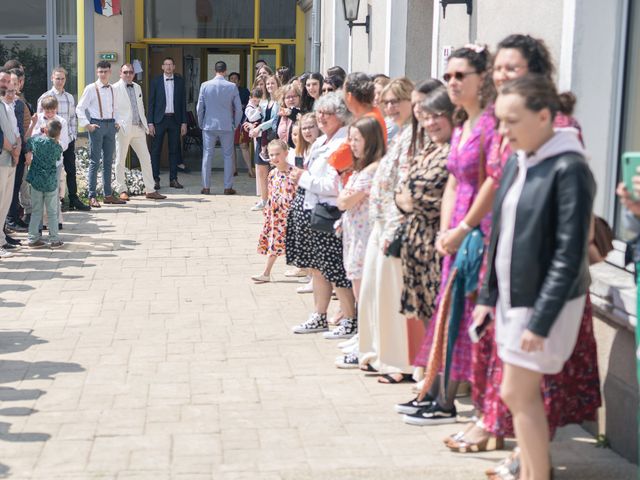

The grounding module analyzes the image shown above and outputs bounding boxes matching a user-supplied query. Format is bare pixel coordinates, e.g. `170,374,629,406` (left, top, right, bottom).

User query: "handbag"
386,223,404,258
593,215,614,259
310,203,342,233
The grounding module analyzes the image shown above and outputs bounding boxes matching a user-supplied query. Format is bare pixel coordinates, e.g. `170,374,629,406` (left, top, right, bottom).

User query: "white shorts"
495,295,585,374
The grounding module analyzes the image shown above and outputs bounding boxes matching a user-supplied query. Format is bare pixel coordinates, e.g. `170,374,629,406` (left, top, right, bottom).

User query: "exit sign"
98,52,117,62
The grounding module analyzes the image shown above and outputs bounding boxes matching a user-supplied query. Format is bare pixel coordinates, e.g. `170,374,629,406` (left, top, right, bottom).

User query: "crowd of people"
250,34,607,480
0,32,623,480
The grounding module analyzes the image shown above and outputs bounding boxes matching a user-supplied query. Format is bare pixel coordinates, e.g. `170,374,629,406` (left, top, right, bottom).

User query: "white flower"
75,146,145,198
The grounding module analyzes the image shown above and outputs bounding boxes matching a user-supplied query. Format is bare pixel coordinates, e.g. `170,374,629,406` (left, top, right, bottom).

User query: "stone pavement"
0,171,635,480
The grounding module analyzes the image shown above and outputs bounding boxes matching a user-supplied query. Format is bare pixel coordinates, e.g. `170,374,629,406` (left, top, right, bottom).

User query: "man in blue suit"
147,57,188,190
196,61,242,195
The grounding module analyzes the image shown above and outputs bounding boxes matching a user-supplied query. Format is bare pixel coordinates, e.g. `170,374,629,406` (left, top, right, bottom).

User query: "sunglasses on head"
443,71,478,82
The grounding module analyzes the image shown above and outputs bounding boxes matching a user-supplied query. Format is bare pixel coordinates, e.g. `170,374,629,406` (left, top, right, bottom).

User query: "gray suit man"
196,60,242,195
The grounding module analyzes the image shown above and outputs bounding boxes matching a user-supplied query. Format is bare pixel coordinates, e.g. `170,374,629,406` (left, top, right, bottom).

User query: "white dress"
495,151,585,374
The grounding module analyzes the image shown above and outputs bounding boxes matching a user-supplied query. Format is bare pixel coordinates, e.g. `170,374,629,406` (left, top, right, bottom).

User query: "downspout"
311,0,321,72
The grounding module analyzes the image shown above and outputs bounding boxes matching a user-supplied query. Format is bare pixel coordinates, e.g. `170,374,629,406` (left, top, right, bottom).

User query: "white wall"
569,0,628,219
93,13,124,83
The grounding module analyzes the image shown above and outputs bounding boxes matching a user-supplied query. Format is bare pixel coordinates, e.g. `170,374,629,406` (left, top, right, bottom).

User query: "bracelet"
459,221,473,232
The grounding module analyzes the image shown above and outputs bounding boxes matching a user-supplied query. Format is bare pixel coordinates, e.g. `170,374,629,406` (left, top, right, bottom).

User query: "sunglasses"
443,71,478,82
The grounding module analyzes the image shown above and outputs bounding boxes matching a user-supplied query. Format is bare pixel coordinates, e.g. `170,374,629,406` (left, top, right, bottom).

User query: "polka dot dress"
285,187,352,288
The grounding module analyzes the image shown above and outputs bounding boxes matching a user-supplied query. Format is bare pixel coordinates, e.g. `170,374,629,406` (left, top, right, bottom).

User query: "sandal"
360,363,378,373
377,373,413,384
448,435,504,453
486,448,519,479
443,422,476,445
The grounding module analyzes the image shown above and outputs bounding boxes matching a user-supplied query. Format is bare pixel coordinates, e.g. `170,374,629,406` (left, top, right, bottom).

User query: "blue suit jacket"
196,76,242,132
148,74,188,125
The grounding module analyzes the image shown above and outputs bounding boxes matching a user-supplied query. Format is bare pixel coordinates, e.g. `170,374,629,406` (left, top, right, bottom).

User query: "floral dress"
341,168,375,280
399,142,450,324
412,106,496,384
475,113,601,437
258,167,296,256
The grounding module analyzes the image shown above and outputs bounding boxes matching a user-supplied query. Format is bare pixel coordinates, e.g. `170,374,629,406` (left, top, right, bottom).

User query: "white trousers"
0,165,16,242
114,125,155,194
358,221,412,374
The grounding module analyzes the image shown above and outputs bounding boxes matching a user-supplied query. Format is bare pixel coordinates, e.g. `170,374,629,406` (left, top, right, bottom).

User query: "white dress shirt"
37,87,77,140
76,81,115,126
164,75,174,114
2,100,19,138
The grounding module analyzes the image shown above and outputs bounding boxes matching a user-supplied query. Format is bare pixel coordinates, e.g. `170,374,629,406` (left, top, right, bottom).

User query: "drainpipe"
311,0,321,72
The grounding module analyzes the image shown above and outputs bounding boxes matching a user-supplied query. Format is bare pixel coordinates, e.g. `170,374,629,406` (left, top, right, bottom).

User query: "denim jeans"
88,119,116,198
29,187,59,243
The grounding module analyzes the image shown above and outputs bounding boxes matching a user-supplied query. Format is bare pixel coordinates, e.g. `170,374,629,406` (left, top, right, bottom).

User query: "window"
0,0,77,102
617,0,640,239
0,1,47,35
260,0,297,39
56,0,77,36
145,0,255,39
0,40,48,104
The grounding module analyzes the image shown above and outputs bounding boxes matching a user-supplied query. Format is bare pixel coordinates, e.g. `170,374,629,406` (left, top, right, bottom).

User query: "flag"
94,0,121,17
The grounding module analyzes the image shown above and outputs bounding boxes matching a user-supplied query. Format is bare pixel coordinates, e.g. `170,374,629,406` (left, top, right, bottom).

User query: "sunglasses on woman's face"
443,70,478,83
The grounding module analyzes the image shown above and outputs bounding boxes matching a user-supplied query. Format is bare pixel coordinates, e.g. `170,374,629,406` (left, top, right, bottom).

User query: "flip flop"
377,373,413,384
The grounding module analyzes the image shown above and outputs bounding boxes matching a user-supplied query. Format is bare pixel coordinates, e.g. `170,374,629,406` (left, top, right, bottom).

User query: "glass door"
250,44,280,85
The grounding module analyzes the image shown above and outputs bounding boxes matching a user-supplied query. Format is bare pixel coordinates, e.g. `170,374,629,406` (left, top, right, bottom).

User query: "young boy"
25,119,64,249
32,96,69,230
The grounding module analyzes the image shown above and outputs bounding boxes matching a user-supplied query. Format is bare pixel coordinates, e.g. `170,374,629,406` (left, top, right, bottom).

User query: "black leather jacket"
477,151,596,337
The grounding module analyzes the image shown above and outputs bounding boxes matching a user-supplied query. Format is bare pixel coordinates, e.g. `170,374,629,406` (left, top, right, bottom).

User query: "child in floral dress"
338,116,386,299
252,139,296,283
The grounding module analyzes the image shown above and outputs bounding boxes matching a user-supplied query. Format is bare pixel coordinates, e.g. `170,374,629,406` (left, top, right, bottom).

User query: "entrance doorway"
128,43,277,173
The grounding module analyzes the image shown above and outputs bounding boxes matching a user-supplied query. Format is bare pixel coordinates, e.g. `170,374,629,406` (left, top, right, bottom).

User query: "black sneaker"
403,403,457,426
292,312,328,334
15,218,29,229
323,317,357,339
335,352,359,369
394,394,435,415
5,221,26,233
2,243,18,250
70,198,91,211
6,235,21,246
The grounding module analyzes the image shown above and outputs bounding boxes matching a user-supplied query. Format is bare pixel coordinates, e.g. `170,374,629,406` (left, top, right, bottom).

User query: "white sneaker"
340,341,359,355
284,268,307,278
296,282,313,294
251,274,272,283
0,247,13,258
250,200,266,211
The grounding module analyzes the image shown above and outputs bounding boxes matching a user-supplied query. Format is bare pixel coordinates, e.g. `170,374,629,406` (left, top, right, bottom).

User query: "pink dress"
412,106,496,383
474,113,601,437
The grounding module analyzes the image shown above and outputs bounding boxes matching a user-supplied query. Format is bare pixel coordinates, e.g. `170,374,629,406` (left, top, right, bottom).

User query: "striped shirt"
37,88,77,140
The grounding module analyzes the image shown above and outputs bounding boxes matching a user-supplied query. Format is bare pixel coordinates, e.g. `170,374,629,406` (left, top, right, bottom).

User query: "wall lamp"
342,0,370,35
440,0,473,18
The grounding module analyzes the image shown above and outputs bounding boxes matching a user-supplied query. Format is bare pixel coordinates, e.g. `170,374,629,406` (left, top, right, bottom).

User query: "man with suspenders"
76,61,125,208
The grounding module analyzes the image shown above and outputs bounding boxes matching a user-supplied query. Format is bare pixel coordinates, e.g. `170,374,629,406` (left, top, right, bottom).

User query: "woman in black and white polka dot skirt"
286,92,357,339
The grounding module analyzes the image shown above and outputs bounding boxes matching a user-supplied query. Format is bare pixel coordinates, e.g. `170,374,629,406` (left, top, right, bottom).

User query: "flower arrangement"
75,146,146,198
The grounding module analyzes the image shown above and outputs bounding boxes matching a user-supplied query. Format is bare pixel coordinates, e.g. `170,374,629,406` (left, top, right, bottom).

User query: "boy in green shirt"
25,119,63,248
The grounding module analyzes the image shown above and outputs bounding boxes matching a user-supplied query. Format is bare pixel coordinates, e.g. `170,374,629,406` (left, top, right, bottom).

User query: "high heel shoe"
443,422,475,445
448,434,504,453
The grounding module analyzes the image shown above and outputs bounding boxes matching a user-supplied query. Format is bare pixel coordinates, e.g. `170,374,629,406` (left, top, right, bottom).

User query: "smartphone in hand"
294,156,304,168
468,312,492,343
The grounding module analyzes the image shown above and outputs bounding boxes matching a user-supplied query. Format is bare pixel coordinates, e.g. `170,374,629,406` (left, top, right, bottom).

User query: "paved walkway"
0,171,635,479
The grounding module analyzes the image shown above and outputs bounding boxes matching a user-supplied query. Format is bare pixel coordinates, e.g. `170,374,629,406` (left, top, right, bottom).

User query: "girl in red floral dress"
251,140,297,283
